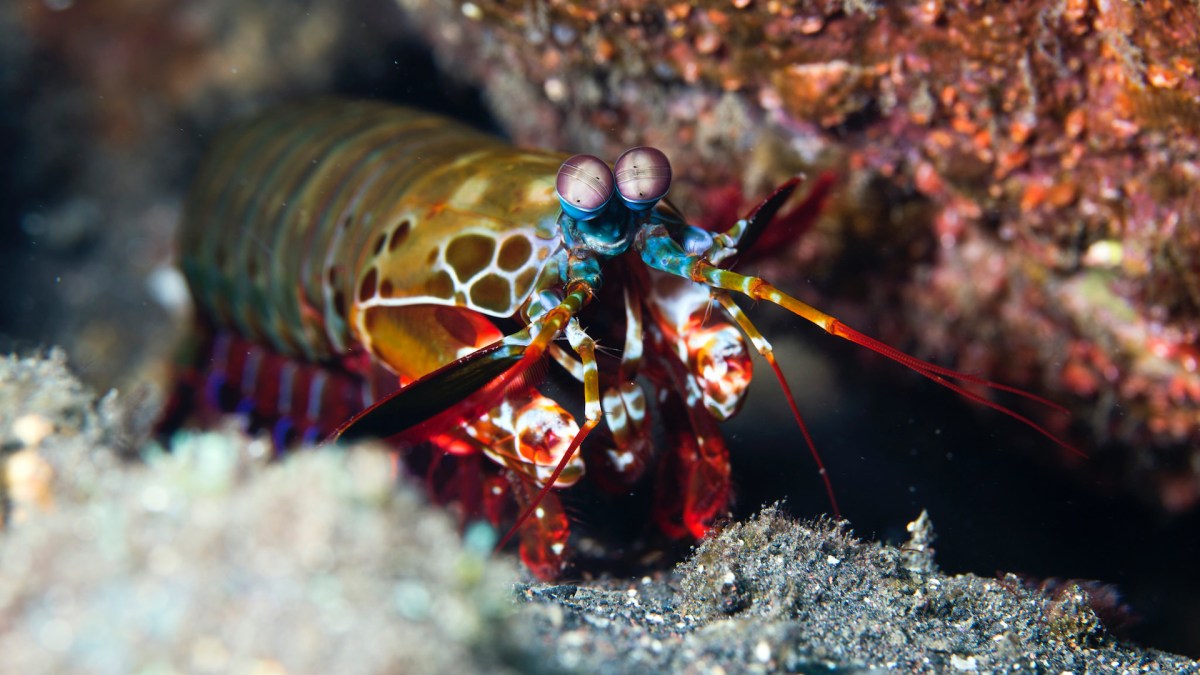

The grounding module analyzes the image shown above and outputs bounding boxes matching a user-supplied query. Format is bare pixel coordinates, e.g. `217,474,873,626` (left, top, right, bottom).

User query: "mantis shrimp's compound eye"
686,324,753,421
614,146,671,210
556,154,615,221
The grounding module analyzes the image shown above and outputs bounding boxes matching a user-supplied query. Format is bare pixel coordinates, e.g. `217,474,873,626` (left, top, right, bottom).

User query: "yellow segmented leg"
535,293,652,478
691,261,837,332
548,344,586,381
525,280,592,352
545,285,650,487
545,288,649,458
713,291,841,516
714,293,778,364
564,318,603,433
496,277,603,553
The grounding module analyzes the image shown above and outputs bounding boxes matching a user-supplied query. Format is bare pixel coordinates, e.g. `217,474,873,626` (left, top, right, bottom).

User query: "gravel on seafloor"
1,351,1197,674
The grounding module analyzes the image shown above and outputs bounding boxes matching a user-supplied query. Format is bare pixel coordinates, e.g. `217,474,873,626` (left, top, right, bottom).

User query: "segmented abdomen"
180,99,564,373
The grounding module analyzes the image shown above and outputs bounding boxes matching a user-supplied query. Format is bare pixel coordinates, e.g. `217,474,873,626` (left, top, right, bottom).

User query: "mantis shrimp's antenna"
688,259,1082,458
715,294,841,518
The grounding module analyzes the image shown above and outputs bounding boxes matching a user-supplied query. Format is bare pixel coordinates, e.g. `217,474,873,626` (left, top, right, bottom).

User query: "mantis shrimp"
171,99,1075,578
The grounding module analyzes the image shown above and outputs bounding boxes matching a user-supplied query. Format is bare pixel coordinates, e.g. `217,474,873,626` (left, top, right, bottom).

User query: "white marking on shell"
447,175,492,210
622,384,647,425
523,178,556,206
603,390,627,427
606,448,636,473
356,225,559,320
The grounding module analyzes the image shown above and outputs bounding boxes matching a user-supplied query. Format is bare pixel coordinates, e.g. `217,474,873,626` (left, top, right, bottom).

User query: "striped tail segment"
162,328,386,450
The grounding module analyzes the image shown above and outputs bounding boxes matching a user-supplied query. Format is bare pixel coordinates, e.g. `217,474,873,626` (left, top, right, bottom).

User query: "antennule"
693,261,1081,458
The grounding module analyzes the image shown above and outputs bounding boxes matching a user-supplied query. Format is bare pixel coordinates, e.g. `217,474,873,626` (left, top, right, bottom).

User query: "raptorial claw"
686,324,753,421
474,394,586,488
327,338,536,445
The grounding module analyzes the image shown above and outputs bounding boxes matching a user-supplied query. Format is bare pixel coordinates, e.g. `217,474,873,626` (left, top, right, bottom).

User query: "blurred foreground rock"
0,352,527,674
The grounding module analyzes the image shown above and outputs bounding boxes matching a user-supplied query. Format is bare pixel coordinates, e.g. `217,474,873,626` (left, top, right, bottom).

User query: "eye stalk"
614,146,672,210
556,154,615,221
